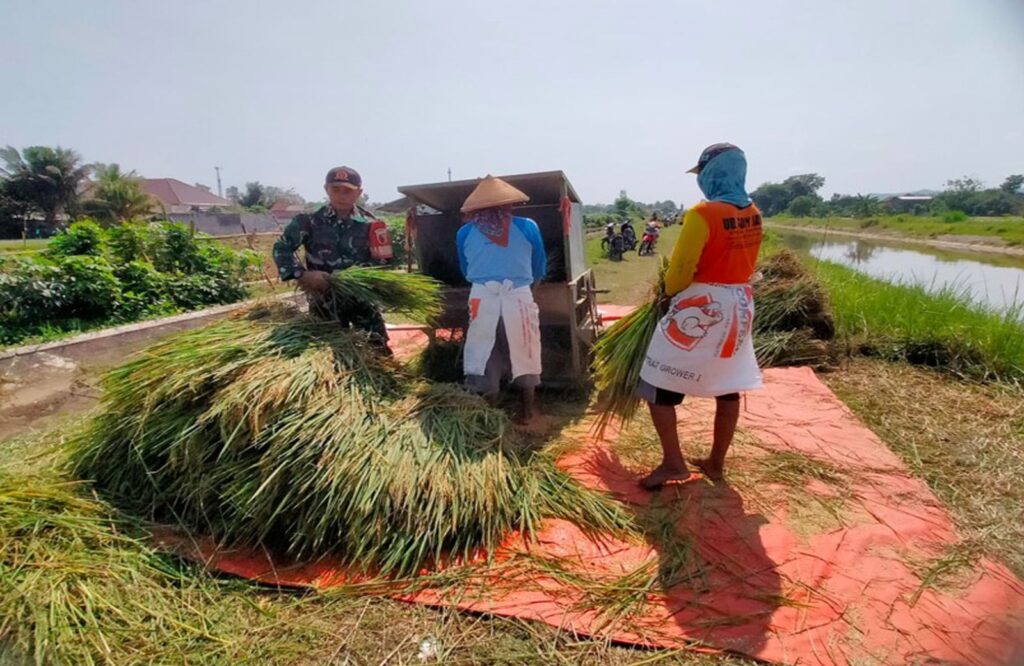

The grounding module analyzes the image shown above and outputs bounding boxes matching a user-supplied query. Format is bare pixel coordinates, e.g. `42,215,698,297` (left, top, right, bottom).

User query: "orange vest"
691,201,763,284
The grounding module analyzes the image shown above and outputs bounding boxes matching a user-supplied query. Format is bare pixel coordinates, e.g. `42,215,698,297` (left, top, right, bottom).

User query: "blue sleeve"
455,224,470,279
516,217,547,283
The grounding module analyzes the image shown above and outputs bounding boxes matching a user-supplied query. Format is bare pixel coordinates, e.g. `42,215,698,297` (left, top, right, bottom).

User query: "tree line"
0,144,310,239
751,173,1024,219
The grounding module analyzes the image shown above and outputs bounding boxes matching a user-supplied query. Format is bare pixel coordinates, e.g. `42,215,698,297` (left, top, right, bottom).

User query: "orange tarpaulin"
160,326,1024,665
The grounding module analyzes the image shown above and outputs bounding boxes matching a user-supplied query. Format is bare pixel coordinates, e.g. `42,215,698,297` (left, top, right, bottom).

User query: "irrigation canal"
774,229,1024,317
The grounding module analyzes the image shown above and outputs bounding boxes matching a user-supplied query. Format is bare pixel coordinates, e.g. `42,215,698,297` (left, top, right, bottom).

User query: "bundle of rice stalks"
69,303,630,576
318,266,443,324
753,250,835,341
592,257,669,436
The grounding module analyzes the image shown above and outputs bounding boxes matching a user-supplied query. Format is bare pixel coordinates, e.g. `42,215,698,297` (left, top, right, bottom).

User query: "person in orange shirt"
636,143,764,489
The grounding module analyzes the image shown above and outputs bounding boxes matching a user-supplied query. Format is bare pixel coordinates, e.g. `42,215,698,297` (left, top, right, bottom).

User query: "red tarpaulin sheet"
159,325,1024,665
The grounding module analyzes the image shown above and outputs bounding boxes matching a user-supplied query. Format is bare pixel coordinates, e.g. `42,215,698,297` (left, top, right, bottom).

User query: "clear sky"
2,0,1022,206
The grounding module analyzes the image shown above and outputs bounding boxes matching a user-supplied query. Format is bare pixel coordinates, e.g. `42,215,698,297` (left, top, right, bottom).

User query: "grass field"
0,237,48,255
586,225,680,304
773,215,1024,246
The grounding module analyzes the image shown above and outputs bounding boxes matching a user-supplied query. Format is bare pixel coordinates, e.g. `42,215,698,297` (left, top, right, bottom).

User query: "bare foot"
691,457,724,482
639,463,694,490
515,412,549,433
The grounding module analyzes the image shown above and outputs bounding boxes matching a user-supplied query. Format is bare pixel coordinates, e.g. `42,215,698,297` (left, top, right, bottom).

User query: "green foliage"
106,221,154,263
82,163,152,223
46,219,106,256
0,145,90,230
752,174,826,217
0,221,255,346
1001,174,1024,194
817,261,1024,383
785,194,822,217
54,255,121,319
942,210,968,223
930,176,1023,216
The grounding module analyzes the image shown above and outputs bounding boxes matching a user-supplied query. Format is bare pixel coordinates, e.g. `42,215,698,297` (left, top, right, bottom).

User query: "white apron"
639,282,762,397
464,280,542,379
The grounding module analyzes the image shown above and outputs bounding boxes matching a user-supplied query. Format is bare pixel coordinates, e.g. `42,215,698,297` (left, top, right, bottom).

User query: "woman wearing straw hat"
457,176,547,424
636,143,764,489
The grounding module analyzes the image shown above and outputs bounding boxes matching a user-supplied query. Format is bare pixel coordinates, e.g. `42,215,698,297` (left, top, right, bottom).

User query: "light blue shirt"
456,216,547,288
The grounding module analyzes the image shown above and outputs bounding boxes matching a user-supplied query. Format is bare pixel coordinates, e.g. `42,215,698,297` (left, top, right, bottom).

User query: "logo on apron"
662,293,724,351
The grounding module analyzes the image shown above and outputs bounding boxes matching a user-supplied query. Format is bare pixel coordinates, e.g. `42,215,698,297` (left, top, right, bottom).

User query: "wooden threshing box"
398,171,599,386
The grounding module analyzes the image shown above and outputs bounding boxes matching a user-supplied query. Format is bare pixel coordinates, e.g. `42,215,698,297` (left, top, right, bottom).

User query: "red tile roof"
140,179,233,207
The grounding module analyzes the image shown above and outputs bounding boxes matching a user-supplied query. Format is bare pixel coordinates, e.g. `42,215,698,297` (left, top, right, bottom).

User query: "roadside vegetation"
772,215,1024,246
0,219,257,346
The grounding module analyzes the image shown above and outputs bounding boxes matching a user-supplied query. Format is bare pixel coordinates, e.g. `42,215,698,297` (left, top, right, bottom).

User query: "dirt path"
767,222,1024,258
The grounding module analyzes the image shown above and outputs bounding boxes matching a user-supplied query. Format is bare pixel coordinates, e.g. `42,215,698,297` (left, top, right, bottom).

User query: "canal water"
774,229,1024,316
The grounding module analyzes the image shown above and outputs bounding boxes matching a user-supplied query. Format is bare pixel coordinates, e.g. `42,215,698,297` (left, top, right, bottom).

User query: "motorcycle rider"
620,218,637,250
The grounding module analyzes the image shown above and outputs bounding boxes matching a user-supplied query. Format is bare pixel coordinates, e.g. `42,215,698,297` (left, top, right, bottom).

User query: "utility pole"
447,167,452,182
214,166,223,198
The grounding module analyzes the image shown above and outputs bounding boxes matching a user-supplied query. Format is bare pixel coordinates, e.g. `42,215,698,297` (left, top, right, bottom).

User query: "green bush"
0,220,256,346
942,210,969,223
107,222,155,263
47,220,105,257
55,256,121,319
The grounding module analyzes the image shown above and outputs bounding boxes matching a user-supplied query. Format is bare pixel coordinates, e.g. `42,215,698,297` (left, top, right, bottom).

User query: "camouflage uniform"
272,205,389,344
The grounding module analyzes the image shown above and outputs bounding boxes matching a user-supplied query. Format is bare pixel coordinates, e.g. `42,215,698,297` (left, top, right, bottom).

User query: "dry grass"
822,358,1024,577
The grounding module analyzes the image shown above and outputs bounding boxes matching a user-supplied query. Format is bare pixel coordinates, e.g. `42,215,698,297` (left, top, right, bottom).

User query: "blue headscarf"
696,148,751,207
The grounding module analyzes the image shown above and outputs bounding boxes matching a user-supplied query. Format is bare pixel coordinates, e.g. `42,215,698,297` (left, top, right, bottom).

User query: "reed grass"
815,260,1024,383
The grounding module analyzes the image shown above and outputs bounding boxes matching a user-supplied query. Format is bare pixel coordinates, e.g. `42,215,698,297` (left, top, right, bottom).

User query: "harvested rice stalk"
69,303,631,576
319,266,443,324
592,257,669,437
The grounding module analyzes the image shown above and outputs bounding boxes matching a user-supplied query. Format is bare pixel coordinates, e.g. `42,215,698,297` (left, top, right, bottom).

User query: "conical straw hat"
460,176,529,213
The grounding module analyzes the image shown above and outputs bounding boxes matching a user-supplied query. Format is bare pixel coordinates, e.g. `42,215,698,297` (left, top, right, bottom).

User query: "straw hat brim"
460,176,529,213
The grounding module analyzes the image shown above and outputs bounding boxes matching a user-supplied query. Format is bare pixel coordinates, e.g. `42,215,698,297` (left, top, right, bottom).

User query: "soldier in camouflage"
272,166,390,349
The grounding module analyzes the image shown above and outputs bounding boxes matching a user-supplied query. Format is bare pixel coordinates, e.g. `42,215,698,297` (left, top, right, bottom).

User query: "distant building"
140,178,233,214
882,194,933,214
269,200,307,223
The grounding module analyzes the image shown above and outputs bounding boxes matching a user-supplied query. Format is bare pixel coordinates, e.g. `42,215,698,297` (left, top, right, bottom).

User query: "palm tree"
83,163,153,223
0,145,90,230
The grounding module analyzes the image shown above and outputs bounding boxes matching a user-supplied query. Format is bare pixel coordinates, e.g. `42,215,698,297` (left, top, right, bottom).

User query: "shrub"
1,221,255,346
152,223,205,273
107,221,155,263
112,261,170,320
53,256,121,320
943,210,968,223
47,220,105,257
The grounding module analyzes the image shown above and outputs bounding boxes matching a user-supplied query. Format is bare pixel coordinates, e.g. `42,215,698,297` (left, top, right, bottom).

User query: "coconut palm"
83,163,153,223
0,145,91,230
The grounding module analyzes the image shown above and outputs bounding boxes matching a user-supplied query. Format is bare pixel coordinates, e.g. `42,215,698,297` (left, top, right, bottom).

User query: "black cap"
324,166,362,189
687,143,741,174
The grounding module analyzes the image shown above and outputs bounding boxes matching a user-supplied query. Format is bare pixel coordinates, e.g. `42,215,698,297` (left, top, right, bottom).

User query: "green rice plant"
68,301,631,577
